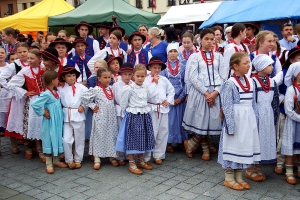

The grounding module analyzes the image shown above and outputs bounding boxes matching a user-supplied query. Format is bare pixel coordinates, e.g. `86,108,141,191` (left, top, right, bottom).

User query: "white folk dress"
0,63,12,128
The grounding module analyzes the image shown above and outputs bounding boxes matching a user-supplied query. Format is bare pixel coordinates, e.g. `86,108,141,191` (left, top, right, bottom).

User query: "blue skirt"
85,108,93,140
168,102,188,143
115,112,155,154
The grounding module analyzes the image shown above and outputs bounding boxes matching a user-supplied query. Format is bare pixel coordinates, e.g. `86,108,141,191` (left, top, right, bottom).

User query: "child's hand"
82,81,87,86
153,74,159,84
93,105,99,113
208,100,215,108
162,100,170,107
174,98,182,105
43,109,50,119
25,91,36,97
78,105,85,113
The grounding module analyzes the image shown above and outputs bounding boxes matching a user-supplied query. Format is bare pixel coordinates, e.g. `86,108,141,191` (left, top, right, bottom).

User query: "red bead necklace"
293,81,300,101
97,83,114,100
183,50,194,60
110,46,120,57
233,73,250,92
20,60,30,67
254,74,271,93
200,48,214,65
167,60,180,76
46,87,59,99
30,65,42,79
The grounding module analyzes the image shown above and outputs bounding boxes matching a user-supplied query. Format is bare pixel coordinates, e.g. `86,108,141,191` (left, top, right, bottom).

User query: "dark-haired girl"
2,27,20,55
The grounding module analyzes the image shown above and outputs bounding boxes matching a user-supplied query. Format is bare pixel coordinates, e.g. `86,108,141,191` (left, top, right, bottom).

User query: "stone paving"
0,137,300,200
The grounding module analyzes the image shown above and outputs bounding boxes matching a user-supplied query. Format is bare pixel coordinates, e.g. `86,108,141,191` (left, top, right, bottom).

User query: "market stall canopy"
157,2,221,25
48,0,161,34
0,0,74,32
200,0,300,29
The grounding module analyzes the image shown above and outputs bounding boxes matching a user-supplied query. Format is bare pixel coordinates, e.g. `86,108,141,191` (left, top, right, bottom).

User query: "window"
30,2,35,6
23,3,27,10
7,4,13,15
136,0,142,8
168,0,176,6
148,0,152,7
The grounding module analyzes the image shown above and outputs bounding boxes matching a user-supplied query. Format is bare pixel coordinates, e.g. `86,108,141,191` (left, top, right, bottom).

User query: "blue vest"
85,37,95,57
72,54,92,82
126,49,149,66
250,53,277,78
66,58,75,67
279,69,288,114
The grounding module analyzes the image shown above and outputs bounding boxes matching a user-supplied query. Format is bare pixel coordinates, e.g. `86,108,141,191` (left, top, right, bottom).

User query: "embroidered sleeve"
220,80,235,134
81,87,97,110
31,92,50,116
284,86,300,122
271,81,280,125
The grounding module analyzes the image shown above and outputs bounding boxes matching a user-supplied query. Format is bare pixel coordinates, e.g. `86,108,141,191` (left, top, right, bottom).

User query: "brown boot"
53,156,67,168
201,143,210,161
25,149,33,159
46,156,54,174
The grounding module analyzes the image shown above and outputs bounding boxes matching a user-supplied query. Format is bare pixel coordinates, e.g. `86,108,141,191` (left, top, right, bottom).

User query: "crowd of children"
1,21,300,191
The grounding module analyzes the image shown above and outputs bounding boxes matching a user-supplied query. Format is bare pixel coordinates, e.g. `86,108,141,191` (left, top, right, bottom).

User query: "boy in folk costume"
58,66,88,169
72,37,92,86
242,23,260,53
126,31,152,67
144,56,175,165
95,21,111,50
49,38,75,67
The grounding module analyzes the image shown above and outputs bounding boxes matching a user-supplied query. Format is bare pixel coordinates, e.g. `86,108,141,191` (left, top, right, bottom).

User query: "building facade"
0,0,17,18
17,0,76,12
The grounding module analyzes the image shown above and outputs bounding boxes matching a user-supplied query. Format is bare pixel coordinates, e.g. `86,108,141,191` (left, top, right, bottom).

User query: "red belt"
148,102,161,118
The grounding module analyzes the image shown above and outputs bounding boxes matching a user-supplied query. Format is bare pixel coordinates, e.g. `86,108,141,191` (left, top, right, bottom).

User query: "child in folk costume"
81,68,119,170
223,23,250,77
250,55,279,181
126,31,152,66
273,47,300,174
161,43,187,152
31,70,67,174
2,27,20,55
115,64,157,175
88,31,127,74
218,52,260,190
105,55,123,84
85,60,108,140
40,48,62,76
7,49,45,161
72,37,92,86
8,53,17,64
49,38,75,67
281,62,300,185
144,56,175,165
112,62,134,165
58,67,88,169
0,43,29,154
182,29,226,161
250,31,282,78
242,23,260,53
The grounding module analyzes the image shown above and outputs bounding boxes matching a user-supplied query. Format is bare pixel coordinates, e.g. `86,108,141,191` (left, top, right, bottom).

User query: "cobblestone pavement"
0,137,300,200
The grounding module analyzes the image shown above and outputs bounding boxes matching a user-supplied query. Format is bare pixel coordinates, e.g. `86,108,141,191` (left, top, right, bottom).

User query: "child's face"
290,54,300,63
17,47,28,62
46,35,57,47
0,48,6,61
52,77,59,87
246,27,255,39
98,71,111,87
234,56,250,76
94,62,103,73
8,54,17,63
259,34,274,53
55,44,67,58
63,73,77,85
74,43,86,55
43,59,57,70
131,35,143,50
200,33,214,51
261,64,273,75
168,49,178,61
149,64,162,75
109,34,120,47
121,72,133,84
108,59,120,75
182,37,193,51
134,70,146,86
58,32,67,40
69,37,75,43
27,53,41,67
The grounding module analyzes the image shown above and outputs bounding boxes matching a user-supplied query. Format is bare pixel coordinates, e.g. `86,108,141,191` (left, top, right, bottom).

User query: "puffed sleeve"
7,69,27,100
284,86,300,122
31,91,49,116
220,80,235,134
120,85,132,111
81,87,97,110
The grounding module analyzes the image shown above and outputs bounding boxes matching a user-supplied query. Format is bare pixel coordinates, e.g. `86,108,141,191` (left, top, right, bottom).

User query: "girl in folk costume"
31,70,67,174
57,67,88,169
115,64,157,175
40,48,62,76
109,25,128,52
72,37,92,86
144,57,175,165
105,55,123,85
127,31,152,67
145,27,168,63
250,31,282,78
242,23,260,53
2,27,20,55
0,43,29,154
112,62,134,165
212,26,225,54
218,52,260,190
81,68,119,170
7,49,45,161
138,24,150,48
250,55,279,181
8,53,18,64
224,23,250,77
273,47,300,175
161,44,187,152
281,63,300,185
86,60,108,140
182,28,226,161
87,31,127,74
49,38,75,67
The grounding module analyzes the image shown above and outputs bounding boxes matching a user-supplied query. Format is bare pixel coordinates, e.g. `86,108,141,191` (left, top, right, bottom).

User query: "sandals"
184,140,193,158
137,162,153,170
11,147,20,154
153,158,162,165
53,162,68,168
166,145,174,153
202,149,210,161
39,153,46,163
224,180,244,190
46,167,54,174
245,170,264,182
93,162,101,170
237,181,250,189
129,166,142,175
68,162,76,169
75,162,82,169
117,160,126,166
110,158,119,167
285,175,297,185
274,167,283,175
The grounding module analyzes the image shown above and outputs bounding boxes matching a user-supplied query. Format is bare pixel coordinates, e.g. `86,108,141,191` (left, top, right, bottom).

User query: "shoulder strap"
253,77,258,103
14,63,22,74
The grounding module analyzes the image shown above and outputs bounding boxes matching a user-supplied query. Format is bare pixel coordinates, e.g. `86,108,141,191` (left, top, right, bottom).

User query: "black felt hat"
128,31,146,45
49,38,73,52
40,47,59,64
74,21,93,35
59,66,81,82
95,21,111,29
147,56,166,70
110,26,126,37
